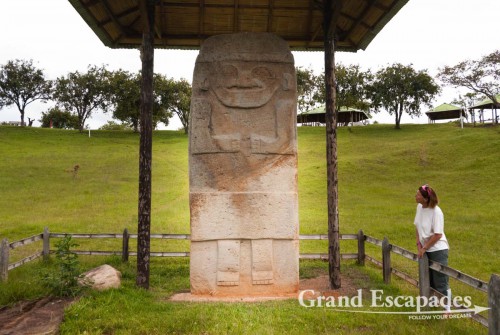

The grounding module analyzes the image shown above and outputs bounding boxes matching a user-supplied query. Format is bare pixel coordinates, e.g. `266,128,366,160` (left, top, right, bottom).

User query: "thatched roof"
426,103,466,121
67,0,409,52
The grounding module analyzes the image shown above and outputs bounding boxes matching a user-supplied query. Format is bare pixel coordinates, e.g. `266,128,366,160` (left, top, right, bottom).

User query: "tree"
156,76,191,134
438,50,500,120
335,64,371,113
369,63,440,129
53,65,112,132
296,66,322,114
109,70,142,132
316,63,372,114
298,64,372,121
108,70,171,132
0,59,52,126
39,107,79,129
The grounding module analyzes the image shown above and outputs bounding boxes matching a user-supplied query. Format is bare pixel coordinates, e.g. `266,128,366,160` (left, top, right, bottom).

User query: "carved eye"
220,64,238,77
252,66,275,80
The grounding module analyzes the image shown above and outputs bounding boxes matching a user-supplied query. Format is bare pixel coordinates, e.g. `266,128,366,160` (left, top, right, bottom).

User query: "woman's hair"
419,184,439,208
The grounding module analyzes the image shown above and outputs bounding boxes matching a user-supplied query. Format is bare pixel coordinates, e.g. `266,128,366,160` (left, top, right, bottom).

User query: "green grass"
1,123,498,334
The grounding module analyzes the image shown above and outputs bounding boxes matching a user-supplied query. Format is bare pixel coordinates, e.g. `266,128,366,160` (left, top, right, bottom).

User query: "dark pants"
426,249,449,296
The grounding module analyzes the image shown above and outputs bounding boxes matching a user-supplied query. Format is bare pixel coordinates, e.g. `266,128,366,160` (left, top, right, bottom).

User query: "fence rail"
9,234,43,249
1,228,498,332
364,235,489,293
9,251,43,271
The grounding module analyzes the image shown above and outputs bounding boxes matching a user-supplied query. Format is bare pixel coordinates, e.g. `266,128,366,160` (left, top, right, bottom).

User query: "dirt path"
0,297,74,335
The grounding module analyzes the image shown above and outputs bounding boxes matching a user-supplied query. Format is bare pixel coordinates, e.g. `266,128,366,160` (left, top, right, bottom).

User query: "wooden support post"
357,229,365,266
1,238,9,282
122,228,130,262
489,274,500,335
382,237,391,284
136,0,156,289
43,227,50,261
418,253,431,298
323,0,343,290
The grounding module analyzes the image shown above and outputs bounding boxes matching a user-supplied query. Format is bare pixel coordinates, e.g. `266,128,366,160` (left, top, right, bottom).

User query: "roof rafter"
267,0,274,33
338,0,377,44
233,0,239,32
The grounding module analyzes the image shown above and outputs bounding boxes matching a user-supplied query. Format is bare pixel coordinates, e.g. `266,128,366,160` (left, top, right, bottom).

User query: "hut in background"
426,103,466,124
468,94,500,125
298,106,369,126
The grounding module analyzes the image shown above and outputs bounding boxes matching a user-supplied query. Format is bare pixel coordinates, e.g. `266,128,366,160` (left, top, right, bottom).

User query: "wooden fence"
1,228,499,333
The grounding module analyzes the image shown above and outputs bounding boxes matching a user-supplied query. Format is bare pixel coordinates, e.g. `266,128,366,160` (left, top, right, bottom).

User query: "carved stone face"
210,61,280,108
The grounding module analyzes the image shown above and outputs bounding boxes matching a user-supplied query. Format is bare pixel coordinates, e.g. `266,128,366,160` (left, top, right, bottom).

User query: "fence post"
382,237,391,284
1,238,9,282
489,274,500,335
122,228,129,262
418,253,431,298
43,227,50,261
357,229,365,266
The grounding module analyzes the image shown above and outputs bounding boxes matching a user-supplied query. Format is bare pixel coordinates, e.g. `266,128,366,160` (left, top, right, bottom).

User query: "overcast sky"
0,0,498,128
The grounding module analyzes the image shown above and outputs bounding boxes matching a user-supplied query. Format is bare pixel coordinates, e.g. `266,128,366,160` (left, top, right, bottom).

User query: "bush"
99,121,132,131
41,236,86,297
39,107,79,129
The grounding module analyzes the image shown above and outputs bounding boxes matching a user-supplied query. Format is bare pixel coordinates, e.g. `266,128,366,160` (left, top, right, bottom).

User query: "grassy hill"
1,123,498,276
0,123,498,334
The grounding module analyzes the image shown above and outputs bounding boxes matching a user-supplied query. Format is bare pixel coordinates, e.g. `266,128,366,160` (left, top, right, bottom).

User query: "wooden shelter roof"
426,103,466,121
68,0,410,52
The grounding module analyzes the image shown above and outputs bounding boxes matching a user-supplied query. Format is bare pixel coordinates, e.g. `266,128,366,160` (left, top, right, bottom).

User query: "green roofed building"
297,106,369,126
425,103,466,123
468,94,499,125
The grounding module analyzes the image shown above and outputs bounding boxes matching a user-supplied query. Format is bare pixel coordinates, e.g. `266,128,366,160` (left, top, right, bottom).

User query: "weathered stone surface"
82,264,121,291
189,32,299,296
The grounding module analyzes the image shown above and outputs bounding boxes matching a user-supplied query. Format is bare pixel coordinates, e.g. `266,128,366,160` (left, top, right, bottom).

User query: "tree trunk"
395,105,402,129
324,0,342,290
78,113,85,133
20,110,25,127
136,0,155,290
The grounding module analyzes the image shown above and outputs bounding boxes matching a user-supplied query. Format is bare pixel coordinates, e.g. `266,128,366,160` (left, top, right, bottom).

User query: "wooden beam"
199,0,205,41
98,6,140,27
102,0,135,38
267,0,274,33
84,0,101,7
326,0,343,38
233,0,239,33
338,0,376,41
305,0,316,47
157,1,311,11
155,3,163,40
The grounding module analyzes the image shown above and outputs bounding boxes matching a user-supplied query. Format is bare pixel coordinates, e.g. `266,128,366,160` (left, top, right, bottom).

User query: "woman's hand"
417,245,426,258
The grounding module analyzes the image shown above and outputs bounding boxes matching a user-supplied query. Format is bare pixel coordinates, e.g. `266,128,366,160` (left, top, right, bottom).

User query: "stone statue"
189,32,299,296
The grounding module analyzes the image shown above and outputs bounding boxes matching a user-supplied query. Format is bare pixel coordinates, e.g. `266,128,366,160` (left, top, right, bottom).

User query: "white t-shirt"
414,203,449,252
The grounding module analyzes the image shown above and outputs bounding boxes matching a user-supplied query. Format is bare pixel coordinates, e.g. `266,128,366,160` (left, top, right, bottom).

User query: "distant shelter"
426,103,466,123
298,106,369,127
468,94,500,125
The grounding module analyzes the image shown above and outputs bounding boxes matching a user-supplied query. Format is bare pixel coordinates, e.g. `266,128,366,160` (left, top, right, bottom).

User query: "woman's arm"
417,233,443,258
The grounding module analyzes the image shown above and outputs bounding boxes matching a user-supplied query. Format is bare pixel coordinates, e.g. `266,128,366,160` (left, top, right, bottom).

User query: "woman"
414,184,450,298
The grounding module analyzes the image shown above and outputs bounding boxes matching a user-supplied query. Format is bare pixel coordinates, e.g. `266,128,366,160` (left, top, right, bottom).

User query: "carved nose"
237,73,259,88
